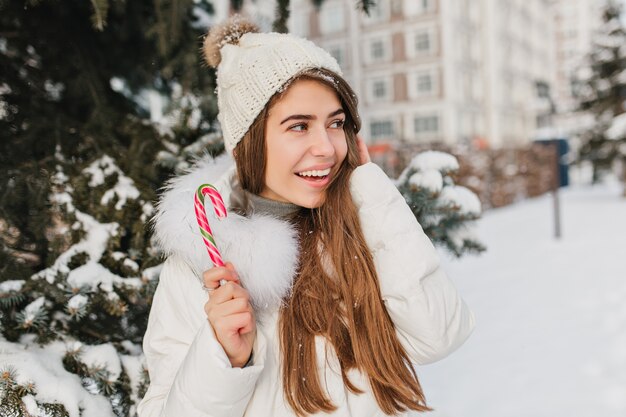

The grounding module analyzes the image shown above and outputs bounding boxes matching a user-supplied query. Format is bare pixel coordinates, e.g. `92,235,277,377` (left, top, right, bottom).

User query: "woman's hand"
203,262,255,368
356,134,371,165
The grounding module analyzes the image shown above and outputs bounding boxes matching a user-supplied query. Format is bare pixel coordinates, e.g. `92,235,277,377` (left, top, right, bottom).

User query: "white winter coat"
138,155,475,417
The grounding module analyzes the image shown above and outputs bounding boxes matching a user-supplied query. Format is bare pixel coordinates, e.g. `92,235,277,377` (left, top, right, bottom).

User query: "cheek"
335,135,349,163
265,141,296,182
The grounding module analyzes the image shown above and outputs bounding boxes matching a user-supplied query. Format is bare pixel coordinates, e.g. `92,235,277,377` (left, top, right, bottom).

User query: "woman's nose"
309,127,335,157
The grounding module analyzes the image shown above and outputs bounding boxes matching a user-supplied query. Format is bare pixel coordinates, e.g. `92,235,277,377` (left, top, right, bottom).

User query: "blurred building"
549,0,605,137
551,0,604,112
289,0,556,148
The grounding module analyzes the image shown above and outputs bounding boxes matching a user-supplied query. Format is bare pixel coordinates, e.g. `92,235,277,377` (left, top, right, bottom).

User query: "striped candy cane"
194,184,227,274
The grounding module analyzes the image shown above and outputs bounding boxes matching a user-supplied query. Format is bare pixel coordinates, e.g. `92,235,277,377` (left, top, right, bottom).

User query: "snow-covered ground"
420,180,626,417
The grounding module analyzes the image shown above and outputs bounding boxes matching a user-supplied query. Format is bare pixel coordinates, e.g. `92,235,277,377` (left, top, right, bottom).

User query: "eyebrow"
280,108,345,125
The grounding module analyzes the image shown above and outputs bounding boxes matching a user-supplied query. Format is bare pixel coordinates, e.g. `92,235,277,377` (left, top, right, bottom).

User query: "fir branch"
89,0,110,31
66,295,90,321
38,403,70,417
357,0,377,16
0,390,24,417
273,0,290,34
310,0,324,10
14,303,48,332
0,291,25,310
0,366,18,390
14,379,36,397
231,0,244,11
136,366,150,399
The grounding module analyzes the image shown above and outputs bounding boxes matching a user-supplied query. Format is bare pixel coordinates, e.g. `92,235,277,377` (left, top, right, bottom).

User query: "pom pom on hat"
203,15,260,68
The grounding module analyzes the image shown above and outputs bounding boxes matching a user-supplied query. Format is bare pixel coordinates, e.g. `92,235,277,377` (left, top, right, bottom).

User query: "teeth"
297,168,331,177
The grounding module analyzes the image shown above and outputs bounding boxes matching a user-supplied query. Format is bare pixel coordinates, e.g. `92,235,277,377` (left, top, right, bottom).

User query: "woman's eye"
330,120,345,129
289,123,307,132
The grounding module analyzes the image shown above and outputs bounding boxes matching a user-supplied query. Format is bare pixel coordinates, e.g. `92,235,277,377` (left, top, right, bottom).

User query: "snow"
53,167,69,185
120,341,143,356
142,264,164,282
418,181,626,417
44,80,64,101
0,279,25,292
594,33,624,48
83,155,119,187
109,77,125,93
409,170,444,193
111,251,125,261
67,294,88,311
23,297,45,323
397,151,461,185
597,78,612,92
596,48,615,62
101,173,140,210
123,258,139,271
0,340,114,417
34,210,117,284
51,191,75,213
438,185,482,216
448,224,478,249
410,151,459,173
240,0,277,32
140,201,155,222
191,5,214,29
120,354,145,416
81,344,122,381
67,263,141,293
21,394,38,415
606,113,626,140
83,155,140,210
119,354,142,387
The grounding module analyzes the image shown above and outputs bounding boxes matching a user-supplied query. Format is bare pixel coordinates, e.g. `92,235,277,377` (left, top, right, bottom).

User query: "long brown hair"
233,68,431,416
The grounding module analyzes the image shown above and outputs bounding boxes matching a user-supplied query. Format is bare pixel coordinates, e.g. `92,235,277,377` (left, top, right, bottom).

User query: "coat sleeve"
137,255,267,417
349,163,475,365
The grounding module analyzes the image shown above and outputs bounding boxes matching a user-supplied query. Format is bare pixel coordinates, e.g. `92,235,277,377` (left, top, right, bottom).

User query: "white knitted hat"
203,16,342,155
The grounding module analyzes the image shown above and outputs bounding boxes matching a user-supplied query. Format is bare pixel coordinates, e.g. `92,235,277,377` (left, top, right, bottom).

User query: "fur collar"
152,154,299,311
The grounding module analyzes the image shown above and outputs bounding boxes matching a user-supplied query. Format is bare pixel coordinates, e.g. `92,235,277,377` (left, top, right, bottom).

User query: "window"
414,115,439,134
415,32,430,53
320,4,345,34
409,69,438,98
371,120,394,139
370,39,385,60
417,73,433,93
373,80,386,98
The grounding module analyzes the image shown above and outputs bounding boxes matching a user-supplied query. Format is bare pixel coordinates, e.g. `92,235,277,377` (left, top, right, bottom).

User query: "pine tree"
575,0,626,188
0,0,219,415
396,151,485,257
0,1,483,415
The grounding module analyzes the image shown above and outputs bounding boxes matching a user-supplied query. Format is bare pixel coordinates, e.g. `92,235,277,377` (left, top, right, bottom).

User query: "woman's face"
261,79,348,208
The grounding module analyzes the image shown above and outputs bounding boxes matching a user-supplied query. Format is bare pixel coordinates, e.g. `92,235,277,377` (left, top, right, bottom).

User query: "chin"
294,194,326,209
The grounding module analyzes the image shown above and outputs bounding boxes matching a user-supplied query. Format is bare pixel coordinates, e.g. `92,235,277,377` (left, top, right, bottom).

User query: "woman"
138,16,474,417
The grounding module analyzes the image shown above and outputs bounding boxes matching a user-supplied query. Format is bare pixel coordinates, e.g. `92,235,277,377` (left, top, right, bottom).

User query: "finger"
224,262,241,286
213,311,254,335
356,135,371,164
209,297,253,320
202,266,239,290
207,281,250,305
